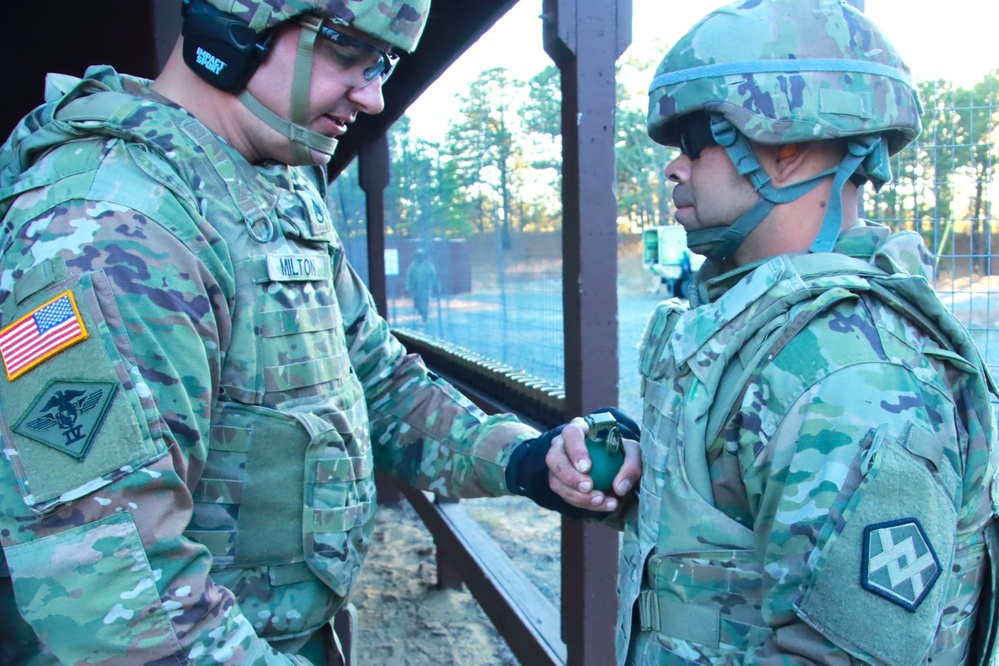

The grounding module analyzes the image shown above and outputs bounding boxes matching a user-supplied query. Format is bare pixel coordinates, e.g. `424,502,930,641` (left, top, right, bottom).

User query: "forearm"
339,260,536,497
367,349,536,497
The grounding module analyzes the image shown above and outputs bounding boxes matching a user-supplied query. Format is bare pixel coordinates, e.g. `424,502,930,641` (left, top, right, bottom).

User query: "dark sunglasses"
315,23,399,84
677,114,718,160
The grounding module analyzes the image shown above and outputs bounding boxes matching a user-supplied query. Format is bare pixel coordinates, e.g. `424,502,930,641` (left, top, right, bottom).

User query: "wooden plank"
401,486,567,666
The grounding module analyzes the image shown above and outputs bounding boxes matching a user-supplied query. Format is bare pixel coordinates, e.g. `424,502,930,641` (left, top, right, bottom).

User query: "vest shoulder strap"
704,285,854,453
54,90,138,125
705,248,997,455
54,91,276,241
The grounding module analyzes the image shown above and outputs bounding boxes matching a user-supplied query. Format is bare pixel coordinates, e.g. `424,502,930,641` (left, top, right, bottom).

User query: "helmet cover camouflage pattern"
647,0,921,155
203,0,430,52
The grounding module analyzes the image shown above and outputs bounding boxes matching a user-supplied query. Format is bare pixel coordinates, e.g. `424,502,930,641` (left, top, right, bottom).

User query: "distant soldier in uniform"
406,248,438,325
549,0,999,663
0,1,639,663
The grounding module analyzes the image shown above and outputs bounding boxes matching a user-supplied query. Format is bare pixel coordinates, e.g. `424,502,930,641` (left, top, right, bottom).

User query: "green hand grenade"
584,412,624,492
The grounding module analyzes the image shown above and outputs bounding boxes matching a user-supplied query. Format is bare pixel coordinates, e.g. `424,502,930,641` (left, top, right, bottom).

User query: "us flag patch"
0,292,89,381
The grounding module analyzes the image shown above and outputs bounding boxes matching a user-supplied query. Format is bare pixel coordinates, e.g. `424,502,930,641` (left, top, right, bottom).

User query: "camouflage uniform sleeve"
733,297,994,664
736,361,874,664
0,196,310,664
331,248,538,498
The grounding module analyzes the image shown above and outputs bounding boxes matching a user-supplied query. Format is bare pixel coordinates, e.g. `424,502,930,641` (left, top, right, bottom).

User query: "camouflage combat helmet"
647,0,922,259
199,0,430,53
183,0,431,164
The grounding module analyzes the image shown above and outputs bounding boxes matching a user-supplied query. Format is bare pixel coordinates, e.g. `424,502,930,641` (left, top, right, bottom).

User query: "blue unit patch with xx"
861,518,941,612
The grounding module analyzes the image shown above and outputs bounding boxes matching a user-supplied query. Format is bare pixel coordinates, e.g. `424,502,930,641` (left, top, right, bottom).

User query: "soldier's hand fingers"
611,437,642,497
548,470,616,511
560,417,593,475
546,432,589,493
545,426,617,511
547,421,593,493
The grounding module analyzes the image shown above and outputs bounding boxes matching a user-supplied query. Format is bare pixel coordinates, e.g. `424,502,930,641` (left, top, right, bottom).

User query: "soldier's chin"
298,138,338,166
309,148,334,166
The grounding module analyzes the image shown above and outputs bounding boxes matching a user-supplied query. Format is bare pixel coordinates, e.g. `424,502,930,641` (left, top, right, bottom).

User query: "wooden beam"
401,486,566,666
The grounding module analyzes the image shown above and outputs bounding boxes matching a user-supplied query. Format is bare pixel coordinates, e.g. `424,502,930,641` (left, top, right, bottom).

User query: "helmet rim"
646,0,922,156
196,0,430,53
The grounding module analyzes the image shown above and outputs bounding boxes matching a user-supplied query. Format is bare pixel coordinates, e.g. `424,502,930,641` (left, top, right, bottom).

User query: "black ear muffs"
181,0,273,92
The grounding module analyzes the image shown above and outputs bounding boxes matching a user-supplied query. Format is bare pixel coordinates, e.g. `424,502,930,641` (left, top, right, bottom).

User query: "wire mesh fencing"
328,69,998,419
866,72,999,376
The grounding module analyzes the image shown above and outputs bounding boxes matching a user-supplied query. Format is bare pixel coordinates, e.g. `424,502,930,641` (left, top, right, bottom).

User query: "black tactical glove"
505,408,639,519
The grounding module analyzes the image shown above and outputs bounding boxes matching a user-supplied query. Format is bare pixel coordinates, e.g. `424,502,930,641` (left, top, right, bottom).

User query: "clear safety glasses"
314,22,399,87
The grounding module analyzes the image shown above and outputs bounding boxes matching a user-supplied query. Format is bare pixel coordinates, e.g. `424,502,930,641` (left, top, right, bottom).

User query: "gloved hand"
506,408,640,518
594,407,640,440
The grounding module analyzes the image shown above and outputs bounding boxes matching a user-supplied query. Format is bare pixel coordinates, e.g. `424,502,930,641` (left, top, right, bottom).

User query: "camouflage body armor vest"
46,75,377,637
620,233,999,665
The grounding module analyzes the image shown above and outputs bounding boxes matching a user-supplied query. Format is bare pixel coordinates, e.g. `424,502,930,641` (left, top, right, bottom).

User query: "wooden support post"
542,1,632,664
359,133,391,317
359,134,405,508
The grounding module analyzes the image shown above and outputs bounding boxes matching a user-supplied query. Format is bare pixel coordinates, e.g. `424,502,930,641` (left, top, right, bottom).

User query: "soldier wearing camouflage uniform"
405,249,438,325
615,0,999,663
0,1,635,663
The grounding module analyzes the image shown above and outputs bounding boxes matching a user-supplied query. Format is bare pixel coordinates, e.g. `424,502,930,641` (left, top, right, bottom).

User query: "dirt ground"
351,497,553,666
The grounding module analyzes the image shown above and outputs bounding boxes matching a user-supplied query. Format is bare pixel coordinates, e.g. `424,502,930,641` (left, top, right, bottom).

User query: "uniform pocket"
297,410,376,598
4,511,182,664
638,566,768,664
650,552,763,600
645,550,767,654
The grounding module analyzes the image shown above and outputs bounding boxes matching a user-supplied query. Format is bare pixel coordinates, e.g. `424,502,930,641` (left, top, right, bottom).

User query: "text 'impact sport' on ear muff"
180,0,274,92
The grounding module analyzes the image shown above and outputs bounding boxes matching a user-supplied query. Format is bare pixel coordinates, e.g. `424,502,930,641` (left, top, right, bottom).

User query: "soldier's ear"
777,144,800,162
768,142,812,186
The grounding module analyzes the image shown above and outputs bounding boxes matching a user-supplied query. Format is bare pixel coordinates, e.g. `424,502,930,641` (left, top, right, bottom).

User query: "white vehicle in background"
642,225,705,299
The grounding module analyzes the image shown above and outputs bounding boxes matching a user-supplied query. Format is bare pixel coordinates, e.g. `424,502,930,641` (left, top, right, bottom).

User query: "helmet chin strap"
687,115,888,260
237,14,338,164
807,134,890,252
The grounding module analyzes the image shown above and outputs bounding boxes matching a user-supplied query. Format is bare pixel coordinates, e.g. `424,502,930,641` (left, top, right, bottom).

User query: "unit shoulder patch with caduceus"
13,381,118,461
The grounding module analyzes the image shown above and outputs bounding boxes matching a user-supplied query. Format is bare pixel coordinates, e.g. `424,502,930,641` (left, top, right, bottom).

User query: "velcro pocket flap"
4,511,182,662
796,443,956,664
